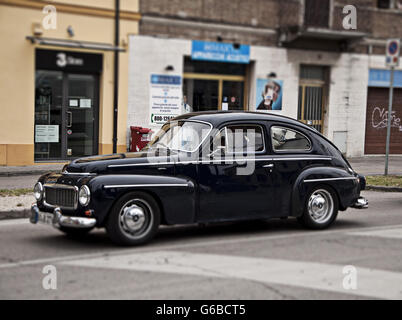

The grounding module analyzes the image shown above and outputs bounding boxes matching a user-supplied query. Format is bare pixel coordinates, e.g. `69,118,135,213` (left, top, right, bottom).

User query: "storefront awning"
26,36,125,52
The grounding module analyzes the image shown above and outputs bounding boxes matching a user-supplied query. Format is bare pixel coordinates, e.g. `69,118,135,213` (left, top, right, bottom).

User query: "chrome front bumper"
352,196,369,209
30,204,96,228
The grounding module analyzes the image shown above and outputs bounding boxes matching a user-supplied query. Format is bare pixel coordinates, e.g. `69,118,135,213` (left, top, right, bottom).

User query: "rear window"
271,126,311,152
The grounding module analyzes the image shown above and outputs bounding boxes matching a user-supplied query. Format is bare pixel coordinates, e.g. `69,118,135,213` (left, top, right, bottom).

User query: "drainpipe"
112,0,120,153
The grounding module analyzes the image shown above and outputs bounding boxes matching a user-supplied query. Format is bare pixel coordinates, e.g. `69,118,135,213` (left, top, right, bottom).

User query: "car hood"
65,150,180,174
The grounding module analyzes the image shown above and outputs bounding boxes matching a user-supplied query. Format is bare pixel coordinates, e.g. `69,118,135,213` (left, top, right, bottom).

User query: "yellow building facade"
0,0,139,165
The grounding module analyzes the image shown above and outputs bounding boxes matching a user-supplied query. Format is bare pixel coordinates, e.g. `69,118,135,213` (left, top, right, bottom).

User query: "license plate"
37,212,55,226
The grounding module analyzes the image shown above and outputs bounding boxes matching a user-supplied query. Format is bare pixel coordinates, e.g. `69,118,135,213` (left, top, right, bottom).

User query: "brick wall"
140,0,281,28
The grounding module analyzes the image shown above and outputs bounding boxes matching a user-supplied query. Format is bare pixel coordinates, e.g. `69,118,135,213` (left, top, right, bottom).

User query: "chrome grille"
44,185,77,209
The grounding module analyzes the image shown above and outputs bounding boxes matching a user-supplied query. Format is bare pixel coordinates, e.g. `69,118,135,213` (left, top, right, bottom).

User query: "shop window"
377,0,392,8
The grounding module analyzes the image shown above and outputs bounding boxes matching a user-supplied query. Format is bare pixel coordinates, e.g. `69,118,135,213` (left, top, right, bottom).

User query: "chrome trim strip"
304,177,358,183
272,157,332,161
108,156,332,168
63,171,97,176
104,183,189,189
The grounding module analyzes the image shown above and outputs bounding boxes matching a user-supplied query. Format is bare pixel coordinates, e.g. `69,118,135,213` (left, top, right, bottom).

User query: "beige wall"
0,0,139,165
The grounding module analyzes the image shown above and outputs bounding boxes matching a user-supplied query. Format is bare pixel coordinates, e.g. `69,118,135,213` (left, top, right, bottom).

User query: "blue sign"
191,40,250,64
388,41,398,55
368,69,402,88
150,74,181,85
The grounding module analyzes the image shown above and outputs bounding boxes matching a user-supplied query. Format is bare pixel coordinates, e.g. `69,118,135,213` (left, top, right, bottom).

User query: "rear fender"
291,167,360,216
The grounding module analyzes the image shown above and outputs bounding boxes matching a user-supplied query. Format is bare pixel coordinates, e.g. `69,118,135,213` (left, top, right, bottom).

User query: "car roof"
174,111,317,133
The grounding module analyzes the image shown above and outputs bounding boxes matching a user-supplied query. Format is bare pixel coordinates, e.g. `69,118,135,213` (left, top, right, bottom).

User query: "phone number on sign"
152,114,176,124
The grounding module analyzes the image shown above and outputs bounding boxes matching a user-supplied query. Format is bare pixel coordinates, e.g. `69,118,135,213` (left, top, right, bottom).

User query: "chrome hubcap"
307,189,334,224
119,199,153,239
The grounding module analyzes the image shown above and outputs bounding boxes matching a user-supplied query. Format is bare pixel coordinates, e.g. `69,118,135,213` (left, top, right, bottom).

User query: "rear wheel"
298,186,338,229
106,192,160,246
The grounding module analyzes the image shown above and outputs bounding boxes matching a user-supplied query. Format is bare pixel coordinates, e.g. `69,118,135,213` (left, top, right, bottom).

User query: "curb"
0,171,56,177
366,185,402,192
0,209,30,220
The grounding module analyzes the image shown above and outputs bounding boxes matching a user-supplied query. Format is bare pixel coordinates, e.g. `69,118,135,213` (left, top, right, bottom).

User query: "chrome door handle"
67,111,72,127
263,164,274,168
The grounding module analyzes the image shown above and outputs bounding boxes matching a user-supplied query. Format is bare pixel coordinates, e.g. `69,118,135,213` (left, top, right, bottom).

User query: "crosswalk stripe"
61,250,402,300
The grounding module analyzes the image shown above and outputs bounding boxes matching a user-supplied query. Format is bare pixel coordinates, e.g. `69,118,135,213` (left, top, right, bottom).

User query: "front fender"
87,175,196,226
291,167,360,217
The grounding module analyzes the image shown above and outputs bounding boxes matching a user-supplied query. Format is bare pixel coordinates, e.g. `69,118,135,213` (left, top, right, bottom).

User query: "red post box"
130,126,153,152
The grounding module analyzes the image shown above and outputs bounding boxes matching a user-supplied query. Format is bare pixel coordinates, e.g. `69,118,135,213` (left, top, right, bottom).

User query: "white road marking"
349,227,402,239
2,223,402,270
61,250,402,300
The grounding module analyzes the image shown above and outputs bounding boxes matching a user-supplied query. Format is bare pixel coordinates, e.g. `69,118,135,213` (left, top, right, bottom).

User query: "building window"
377,0,400,9
297,65,329,133
304,0,330,28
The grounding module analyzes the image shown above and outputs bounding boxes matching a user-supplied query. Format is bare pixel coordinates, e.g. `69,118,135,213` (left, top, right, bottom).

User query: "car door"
197,122,277,222
267,124,320,216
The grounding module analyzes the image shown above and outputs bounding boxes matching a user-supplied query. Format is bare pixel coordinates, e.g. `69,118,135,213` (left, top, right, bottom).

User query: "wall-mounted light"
32,22,43,36
233,42,241,50
165,65,174,71
216,36,223,42
67,26,74,37
268,72,277,78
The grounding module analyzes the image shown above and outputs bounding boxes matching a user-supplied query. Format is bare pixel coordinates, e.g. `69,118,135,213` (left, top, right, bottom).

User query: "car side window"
270,126,311,152
216,125,265,154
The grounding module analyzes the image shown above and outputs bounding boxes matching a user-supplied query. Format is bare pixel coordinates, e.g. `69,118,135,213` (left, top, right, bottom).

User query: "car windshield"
145,120,212,152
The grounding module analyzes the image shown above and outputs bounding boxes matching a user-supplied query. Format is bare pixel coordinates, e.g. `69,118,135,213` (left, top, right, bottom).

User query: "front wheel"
106,192,160,246
298,186,338,229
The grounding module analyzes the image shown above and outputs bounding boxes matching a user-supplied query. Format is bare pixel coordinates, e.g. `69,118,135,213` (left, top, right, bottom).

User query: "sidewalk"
348,156,402,176
0,164,64,177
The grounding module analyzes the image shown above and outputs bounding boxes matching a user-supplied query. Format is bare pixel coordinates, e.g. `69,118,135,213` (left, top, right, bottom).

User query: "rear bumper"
30,204,97,228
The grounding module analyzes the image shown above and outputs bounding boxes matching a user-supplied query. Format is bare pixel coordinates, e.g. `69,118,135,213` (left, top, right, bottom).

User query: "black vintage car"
30,111,368,245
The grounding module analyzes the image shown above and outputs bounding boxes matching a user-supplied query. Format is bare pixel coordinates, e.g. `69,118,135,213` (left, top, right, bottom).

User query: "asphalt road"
0,190,402,300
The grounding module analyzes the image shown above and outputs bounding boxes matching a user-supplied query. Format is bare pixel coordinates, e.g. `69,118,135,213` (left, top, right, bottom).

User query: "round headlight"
33,182,43,201
78,185,91,206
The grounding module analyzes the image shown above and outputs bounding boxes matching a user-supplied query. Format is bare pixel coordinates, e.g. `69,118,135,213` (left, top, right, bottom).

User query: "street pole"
112,0,120,154
384,66,394,176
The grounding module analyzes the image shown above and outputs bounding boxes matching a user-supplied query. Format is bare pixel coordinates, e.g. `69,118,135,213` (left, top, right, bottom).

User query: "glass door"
183,79,219,112
34,71,98,160
66,74,98,158
222,81,244,110
35,70,63,160
183,73,246,112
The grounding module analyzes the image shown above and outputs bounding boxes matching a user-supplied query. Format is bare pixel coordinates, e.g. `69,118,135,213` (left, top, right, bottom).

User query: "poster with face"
256,79,283,111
